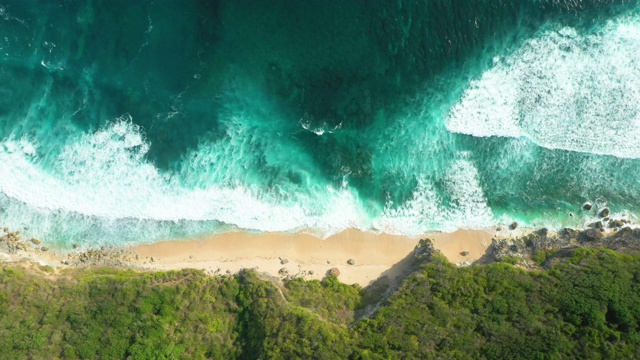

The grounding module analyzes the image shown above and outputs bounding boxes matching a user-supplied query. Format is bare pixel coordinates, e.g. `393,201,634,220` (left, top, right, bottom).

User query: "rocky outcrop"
484,226,640,269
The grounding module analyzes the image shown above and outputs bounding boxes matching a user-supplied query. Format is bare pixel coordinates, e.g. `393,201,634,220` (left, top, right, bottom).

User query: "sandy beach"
131,228,497,286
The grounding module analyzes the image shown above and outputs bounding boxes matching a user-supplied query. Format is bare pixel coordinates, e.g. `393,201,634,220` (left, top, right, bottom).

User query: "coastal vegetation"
1,243,640,359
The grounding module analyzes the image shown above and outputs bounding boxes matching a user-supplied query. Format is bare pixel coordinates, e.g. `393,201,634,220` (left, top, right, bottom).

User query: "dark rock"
414,239,436,262
347,259,355,265
72,244,79,249
608,219,624,228
496,226,502,231
308,270,314,275
460,251,469,256
510,222,518,230
588,221,603,229
2,227,8,233
30,238,41,245
582,202,592,211
599,208,610,218
327,268,340,277
41,246,49,252
535,228,549,237
581,229,603,242
280,258,289,265
278,268,288,276
569,212,574,217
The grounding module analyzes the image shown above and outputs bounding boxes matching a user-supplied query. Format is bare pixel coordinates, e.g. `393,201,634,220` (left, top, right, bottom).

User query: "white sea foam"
376,155,494,235
0,117,370,243
447,14,640,158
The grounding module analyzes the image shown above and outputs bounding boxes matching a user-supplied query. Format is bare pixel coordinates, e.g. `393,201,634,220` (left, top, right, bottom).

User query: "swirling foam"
0,118,371,243
446,14,640,158
376,155,494,235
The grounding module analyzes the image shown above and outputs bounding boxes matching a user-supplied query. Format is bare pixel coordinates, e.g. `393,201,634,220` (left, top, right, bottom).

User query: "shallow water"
1,0,639,246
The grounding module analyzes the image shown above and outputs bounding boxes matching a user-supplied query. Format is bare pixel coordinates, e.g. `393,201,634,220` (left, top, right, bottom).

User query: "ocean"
1,0,639,248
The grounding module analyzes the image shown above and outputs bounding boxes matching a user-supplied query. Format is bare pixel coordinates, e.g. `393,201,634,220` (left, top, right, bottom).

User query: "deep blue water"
1,0,640,247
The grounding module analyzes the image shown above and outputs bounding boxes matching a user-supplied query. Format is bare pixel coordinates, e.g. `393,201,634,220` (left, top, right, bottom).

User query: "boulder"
280,258,289,265
278,268,288,276
510,222,518,230
41,246,49,252
608,219,624,228
599,208,610,218
327,268,340,277
582,202,592,211
588,221,603,229
460,251,469,256
347,259,356,265
582,229,603,242
30,238,42,245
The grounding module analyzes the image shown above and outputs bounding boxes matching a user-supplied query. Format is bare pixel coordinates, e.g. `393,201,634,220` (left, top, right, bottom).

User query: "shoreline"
2,227,502,286
1,220,633,286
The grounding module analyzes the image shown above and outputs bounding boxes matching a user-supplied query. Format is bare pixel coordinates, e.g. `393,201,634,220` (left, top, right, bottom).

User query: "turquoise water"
1,0,640,247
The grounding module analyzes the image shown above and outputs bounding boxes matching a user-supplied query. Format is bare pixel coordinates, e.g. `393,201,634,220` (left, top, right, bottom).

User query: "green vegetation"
1,247,640,359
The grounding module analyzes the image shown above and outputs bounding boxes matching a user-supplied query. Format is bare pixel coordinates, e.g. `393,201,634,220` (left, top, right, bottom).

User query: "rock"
327,268,340,277
609,219,624,228
582,229,603,242
30,238,41,245
2,227,8,233
496,226,502,231
278,268,288,276
582,202,592,211
460,251,469,256
308,270,315,275
599,208,610,218
150,257,154,262
510,222,518,230
189,255,194,259
569,212,574,217
41,246,49,252
588,221,603,229
72,244,79,249
280,258,289,265
347,259,355,265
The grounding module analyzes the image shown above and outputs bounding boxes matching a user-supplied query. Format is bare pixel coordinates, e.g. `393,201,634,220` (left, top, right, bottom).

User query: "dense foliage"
1,248,640,359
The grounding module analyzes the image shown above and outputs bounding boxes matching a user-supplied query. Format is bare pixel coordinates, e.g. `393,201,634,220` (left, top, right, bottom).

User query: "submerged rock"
599,208,610,218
